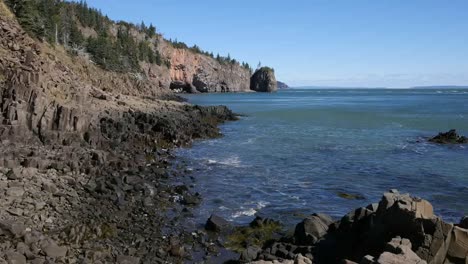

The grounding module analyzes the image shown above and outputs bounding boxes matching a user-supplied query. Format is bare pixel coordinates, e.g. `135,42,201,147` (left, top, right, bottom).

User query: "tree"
148,23,156,38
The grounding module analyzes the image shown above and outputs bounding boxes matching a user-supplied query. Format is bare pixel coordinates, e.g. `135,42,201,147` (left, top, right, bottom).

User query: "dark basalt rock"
250,67,278,93
294,213,333,245
250,190,468,264
429,129,468,144
205,214,231,233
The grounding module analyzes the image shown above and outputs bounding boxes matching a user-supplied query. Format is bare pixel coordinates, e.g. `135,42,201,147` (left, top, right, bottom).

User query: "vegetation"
4,0,165,72
226,221,282,252
4,0,252,74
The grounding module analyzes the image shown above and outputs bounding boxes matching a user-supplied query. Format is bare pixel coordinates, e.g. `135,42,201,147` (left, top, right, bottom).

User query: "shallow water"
177,88,468,226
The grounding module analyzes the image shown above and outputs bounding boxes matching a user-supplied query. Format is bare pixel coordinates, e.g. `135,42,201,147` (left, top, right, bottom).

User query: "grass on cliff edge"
0,1,14,19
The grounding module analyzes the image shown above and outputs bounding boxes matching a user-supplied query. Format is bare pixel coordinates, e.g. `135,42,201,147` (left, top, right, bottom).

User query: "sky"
84,0,468,88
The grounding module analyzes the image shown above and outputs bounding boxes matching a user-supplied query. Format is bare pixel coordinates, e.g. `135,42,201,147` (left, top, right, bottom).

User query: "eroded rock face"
250,67,278,92
167,48,251,93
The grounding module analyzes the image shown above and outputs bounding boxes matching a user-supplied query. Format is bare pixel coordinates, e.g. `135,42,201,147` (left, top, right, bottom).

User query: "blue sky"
85,0,468,88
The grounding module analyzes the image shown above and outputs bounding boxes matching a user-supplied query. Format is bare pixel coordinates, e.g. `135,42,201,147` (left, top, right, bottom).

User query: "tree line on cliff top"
4,0,253,74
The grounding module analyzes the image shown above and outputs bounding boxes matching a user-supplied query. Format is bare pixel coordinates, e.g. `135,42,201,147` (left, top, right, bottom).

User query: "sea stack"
250,67,278,92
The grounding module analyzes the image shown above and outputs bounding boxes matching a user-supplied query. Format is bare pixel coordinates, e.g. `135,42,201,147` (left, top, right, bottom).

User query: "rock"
378,190,434,219
41,242,67,258
7,208,23,216
240,246,261,262
205,214,231,232
6,168,19,180
370,237,428,264
0,221,27,238
277,81,289,89
429,129,468,144
250,67,278,92
6,187,24,197
5,252,26,264
446,226,468,263
294,213,333,244
294,253,313,264
250,216,280,228
42,182,58,194
116,255,140,264
459,216,468,229
181,192,201,206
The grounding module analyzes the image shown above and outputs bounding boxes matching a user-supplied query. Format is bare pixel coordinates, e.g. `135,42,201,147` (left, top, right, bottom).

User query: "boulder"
240,246,262,262
294,213,333,244
205,214,231,232
250,67,278,92
429,129,468,144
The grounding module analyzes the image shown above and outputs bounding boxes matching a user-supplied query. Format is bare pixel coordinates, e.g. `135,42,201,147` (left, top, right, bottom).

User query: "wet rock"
205,214,231,232
181,192,201,206
429,129,468,144
250,216,280,228
294,213,333,244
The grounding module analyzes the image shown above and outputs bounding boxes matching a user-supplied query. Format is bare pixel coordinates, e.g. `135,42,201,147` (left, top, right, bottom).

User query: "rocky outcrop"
251,67,278,92
277,81,289,89
429,129,468,144
247,190,468,264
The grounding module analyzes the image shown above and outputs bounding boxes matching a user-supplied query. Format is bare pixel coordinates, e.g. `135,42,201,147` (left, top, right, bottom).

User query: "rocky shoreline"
0,102,245,263
201,190,467,264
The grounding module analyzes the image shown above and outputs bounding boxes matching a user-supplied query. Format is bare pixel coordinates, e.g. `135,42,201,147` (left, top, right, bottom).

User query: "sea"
177,88,468,227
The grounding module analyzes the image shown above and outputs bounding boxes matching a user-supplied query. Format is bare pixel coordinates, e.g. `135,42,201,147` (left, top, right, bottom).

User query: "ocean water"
177,89,468,226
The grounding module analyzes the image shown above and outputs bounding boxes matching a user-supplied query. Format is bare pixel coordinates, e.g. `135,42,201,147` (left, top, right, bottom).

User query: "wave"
206,155,243,167
231,201,270,219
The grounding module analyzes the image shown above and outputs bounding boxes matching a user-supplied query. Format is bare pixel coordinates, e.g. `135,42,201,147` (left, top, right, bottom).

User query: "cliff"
163,44,251,93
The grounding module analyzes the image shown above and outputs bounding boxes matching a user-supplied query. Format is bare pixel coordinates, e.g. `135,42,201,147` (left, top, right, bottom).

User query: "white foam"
207,156,243,167
232,208,257,218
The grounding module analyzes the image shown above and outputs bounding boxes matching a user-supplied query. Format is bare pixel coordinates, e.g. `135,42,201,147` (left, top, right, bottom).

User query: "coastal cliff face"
163,43,251,93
